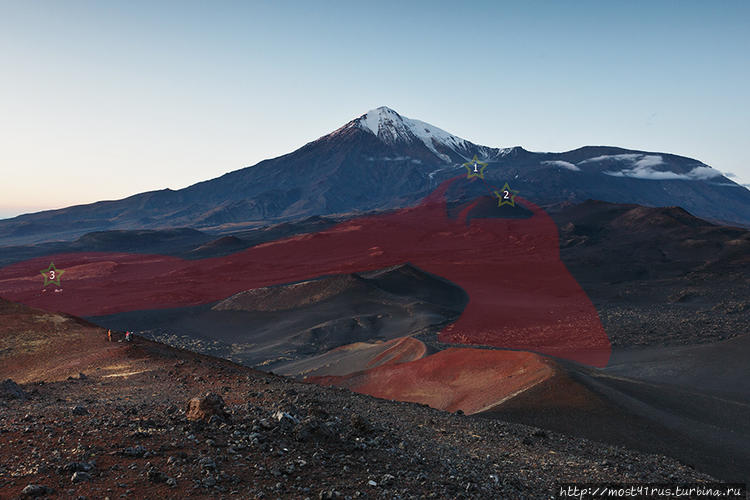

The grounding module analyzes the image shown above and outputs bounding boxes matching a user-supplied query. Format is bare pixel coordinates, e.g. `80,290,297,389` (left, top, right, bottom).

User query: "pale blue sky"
1,1,748,219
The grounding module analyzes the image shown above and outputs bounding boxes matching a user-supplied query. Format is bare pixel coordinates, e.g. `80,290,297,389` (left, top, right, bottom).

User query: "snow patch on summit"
362,112,381,137
357,107,468,163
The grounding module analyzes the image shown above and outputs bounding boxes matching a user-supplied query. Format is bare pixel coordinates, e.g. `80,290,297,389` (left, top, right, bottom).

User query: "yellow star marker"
494,182,520,207
40,262,65,287
463,155,488,179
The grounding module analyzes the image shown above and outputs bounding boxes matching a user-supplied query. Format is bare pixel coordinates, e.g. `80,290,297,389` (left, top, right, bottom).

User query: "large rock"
122,445,147,457
186,392,229,422
62,461,94,473
70,471,91,483
0,378,27,400
20,484,54,498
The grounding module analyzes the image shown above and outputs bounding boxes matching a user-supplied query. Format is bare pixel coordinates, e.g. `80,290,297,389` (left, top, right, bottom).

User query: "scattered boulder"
20,484,54,498
258,418,272,429
319,490,341,499
351,414,373,434
198,457,217,470
62,461,94,474
146,467,170,483
0,378,27,400
71,405,89,416
273,410,300,426
71,471,92,483
186,392,229,422
122,445,148,457
295,417,336,442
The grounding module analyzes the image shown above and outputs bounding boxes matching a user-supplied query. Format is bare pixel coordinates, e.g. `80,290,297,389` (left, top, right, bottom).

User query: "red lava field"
0,177,610,367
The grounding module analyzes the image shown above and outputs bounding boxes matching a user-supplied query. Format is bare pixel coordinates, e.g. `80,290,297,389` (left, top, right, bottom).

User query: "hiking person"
107,329,112,342
125,331,132,342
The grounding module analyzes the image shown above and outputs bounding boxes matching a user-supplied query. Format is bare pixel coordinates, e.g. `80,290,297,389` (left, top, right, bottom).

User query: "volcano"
2,106,749,246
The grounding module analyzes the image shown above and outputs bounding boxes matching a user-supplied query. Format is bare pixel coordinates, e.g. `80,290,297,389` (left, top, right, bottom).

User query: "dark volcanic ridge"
0,215,339,268
550,200,750,347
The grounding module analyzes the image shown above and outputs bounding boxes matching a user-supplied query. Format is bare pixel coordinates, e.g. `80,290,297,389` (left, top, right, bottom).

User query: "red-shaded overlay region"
0,177,611,366
310,348,555,415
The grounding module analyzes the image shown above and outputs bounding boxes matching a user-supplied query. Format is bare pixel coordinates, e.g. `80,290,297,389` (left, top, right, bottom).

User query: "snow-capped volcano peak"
356,106,469,162
324,106,514,164
358,107,421,137
359,106,401,137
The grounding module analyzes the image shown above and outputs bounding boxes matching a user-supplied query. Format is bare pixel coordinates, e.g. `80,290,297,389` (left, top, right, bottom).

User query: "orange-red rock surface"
310,348,555,415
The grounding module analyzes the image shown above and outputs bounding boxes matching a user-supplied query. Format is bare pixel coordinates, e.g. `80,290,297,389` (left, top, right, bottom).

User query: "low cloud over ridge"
542,160,581,171
580,153,723,181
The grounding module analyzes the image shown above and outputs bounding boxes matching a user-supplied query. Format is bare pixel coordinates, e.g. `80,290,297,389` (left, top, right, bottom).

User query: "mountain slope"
0,298,714,498
2,106,748,245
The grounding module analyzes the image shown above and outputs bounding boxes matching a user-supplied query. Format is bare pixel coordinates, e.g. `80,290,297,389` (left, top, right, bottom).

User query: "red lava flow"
0,177,611,366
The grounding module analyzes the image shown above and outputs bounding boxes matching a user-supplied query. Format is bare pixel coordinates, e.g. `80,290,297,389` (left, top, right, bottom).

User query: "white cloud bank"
580,153,723,181
579,153,642,164
541,160,581,171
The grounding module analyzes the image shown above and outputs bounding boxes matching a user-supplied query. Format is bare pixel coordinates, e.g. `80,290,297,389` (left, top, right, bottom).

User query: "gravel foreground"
0,334,715,500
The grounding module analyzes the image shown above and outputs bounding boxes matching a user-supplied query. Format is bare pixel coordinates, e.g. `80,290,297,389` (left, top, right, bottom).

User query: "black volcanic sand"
87,265,467,374
605,334,750,401
482,335,750,484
